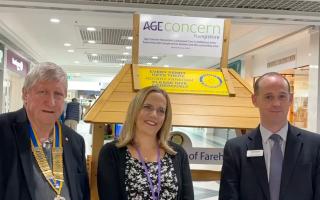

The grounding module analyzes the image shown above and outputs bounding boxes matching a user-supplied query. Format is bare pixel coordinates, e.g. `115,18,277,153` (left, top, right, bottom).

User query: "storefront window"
291,66,309,129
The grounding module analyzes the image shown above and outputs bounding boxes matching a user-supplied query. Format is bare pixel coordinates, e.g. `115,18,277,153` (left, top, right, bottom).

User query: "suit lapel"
62,127,77,200
13,109,36,200
280,125,302,198
246,128,270,200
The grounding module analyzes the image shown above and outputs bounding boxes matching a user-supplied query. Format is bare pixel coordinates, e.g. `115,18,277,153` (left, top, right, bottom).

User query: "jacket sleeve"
179,146,194,200
219,140,240,200
97,143,121,200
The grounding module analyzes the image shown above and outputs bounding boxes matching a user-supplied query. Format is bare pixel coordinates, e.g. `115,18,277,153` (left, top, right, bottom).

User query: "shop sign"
267,55,296,68
267,49,297,69
139,14,225,57
135,66,229,95
6,49,29,76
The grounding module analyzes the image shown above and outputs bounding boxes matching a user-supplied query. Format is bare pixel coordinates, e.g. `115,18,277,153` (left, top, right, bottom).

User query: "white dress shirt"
260,123,288,180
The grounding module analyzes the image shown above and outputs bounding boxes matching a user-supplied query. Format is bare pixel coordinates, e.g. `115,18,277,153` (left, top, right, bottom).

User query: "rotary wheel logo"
199,74,223,88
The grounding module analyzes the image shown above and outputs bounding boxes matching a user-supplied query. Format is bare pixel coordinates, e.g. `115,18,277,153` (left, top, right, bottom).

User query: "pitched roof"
84,64,259,129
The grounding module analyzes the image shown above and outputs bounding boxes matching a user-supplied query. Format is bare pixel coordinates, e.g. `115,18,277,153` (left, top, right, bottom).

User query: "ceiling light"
123,52,129,55
177,54,183,58
91,53,98,57
88,40,96,44
87,27,96,31
74,61,80,64
67,49,74,53
310,65,318,69
50,18,60,23
127,36,133,40
125,46,132,50
64,43,71,47
152,56,158,59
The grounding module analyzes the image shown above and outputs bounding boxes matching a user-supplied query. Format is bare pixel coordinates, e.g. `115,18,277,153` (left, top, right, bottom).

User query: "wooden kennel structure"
84,14,260,200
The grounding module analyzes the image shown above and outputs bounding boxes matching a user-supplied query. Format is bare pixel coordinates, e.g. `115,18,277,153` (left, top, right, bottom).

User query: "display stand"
84,14,259,200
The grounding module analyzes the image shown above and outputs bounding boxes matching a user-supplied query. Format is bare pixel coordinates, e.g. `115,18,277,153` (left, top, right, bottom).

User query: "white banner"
139,14,225,57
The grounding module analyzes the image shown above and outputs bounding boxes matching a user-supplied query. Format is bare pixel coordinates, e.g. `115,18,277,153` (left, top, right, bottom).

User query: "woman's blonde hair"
116,86,176,155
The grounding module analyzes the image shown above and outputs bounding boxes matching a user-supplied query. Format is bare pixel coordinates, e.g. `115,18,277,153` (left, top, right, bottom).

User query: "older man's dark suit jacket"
219,123,320,200
0,108,90,200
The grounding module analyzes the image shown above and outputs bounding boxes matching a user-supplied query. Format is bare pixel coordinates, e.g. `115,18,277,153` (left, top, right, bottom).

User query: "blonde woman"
97,86,194,200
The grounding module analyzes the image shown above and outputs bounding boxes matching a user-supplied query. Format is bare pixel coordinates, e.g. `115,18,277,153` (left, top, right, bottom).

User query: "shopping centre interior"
1,0,320,199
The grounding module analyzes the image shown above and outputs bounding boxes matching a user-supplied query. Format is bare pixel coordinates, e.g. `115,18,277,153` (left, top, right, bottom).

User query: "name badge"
247,150,264,157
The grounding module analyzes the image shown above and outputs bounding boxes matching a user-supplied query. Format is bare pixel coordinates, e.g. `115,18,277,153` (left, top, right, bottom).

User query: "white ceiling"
0,0,317,84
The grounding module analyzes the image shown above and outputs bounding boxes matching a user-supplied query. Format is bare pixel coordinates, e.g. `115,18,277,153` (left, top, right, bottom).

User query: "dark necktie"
269,134,283,200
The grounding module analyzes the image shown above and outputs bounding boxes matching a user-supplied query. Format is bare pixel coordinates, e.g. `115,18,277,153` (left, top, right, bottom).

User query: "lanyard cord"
135,146,162,200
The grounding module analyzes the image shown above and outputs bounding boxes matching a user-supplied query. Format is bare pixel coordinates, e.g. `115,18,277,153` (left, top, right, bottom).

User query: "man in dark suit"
0,62,90,200
219,72,320,200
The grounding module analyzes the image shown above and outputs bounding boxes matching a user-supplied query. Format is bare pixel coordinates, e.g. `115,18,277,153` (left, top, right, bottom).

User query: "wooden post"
90,123,105,200
132,14,140,65
132,64,141,90
220,19,231,68
191,169,221,181
235,128,249,136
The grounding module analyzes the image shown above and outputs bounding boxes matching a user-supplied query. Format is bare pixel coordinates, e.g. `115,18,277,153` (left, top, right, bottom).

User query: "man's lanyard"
135,145,162,200
28,122,64,198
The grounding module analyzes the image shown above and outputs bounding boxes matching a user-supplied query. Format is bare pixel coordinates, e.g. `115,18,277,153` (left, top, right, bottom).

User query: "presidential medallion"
54,195,66,200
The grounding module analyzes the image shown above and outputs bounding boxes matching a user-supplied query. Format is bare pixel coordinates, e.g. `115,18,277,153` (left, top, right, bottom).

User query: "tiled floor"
77,121,221,200
193,181,220,200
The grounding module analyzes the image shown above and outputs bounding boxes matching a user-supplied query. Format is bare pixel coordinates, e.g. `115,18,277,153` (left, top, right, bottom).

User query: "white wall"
250,30,310,76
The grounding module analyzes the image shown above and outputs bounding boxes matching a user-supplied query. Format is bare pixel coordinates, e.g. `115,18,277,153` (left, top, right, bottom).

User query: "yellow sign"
137,66,229,95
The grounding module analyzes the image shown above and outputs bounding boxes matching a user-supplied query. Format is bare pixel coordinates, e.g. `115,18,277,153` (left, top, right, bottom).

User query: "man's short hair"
23,62,68,94
254,72,290,94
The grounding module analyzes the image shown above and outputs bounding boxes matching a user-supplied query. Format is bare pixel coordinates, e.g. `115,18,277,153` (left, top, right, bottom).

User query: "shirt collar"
260,122,288,144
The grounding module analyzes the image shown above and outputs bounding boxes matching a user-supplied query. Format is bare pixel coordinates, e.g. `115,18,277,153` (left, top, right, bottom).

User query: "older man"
0,62,89,200
219,72,320,200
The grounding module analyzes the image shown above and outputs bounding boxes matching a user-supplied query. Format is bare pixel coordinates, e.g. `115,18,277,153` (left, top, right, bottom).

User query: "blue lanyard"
135,146,162,200
28,123,61,148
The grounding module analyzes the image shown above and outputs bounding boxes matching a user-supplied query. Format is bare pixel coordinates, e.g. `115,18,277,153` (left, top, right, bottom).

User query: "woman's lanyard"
135,146,162,200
